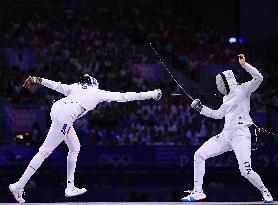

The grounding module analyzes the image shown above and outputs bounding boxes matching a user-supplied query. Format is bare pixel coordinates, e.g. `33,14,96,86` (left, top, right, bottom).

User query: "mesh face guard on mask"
79,74,99,88
215,70,237,95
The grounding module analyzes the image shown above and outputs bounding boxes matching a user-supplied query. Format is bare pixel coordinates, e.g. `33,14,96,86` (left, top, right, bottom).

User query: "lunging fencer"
181,54,273,203
9,74,162,203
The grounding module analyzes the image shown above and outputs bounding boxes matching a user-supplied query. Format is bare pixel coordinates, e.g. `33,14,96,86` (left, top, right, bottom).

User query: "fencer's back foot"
65,187,87,197
9,183,25,204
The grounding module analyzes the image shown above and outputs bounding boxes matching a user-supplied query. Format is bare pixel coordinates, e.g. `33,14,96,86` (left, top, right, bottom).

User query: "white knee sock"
194,155,205,191
18,151,47,188
67,151,78,189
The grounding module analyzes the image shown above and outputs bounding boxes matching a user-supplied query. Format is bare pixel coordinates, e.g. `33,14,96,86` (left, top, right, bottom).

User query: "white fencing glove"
154,89,162,101
191,99,203,112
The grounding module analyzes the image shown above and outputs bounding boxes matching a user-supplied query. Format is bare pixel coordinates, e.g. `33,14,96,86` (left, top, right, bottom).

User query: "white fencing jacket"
200,62,263,133
41,80,158,120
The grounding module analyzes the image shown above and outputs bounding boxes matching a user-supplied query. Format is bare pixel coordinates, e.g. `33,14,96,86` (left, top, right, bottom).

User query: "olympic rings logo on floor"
99,154,132,167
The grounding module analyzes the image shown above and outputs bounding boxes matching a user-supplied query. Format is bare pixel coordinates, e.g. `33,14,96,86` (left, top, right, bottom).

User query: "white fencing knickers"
193,125,267,193
18,100,83,189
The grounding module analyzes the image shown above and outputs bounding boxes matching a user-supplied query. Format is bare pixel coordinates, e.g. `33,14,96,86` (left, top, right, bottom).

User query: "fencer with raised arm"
182,54,273,203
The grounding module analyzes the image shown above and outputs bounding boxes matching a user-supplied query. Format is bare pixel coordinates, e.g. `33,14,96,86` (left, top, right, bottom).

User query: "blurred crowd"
0,4,277,146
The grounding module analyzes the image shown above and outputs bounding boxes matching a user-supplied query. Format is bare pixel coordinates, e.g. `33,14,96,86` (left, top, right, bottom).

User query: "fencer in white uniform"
9,74,162,203
181,54,273,203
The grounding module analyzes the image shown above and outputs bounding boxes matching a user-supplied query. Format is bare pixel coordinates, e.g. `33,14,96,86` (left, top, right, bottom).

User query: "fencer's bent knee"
38,149,51,158
68,145,80,156
194,150,206,161
240,169,254,179
68,150,80,157
194,151,205,162
239,161,253,178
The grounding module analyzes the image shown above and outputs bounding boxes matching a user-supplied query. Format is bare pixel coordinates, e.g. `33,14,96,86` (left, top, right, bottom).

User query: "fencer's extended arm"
41,78,72,96
242,62,263,93
99,89,161,102
200,103,228,119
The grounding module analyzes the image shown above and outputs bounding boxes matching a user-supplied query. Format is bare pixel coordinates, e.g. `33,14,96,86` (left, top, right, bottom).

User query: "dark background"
0,0,277,202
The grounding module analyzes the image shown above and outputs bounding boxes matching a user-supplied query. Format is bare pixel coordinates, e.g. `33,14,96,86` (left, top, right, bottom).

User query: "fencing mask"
79,74,99,88
216,70,238,95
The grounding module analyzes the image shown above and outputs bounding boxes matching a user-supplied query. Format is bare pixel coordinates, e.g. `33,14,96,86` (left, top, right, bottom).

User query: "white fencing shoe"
65,186,87,197
262,190,273,203
181,188,206,202
9,183,25,204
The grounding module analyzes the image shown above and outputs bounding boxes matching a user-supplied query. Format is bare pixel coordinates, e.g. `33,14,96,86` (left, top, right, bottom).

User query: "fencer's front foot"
181,188,206,202
9,183,25,204
262,190,273,203
65,186,87,197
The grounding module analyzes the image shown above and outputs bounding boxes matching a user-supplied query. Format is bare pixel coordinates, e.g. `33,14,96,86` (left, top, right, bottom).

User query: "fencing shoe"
181,188,206,202
65,186,87,197
9,183,25,204
262,190,273,203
